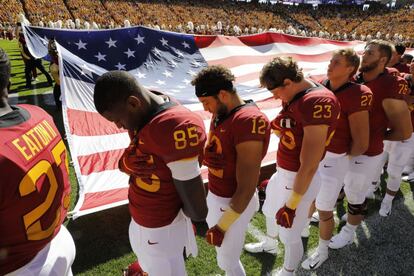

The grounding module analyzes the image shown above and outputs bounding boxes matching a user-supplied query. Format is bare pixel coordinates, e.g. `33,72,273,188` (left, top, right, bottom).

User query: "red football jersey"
393,63,410,74
386,66,401,77
405,74,414,130
355,71,410,156
273,83,340,172
205,101,270,198
320,80,373,154
127,101,206,228
0,105,71,275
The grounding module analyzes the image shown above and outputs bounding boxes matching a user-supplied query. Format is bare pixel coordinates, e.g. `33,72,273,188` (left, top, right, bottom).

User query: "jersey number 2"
19,140,69,241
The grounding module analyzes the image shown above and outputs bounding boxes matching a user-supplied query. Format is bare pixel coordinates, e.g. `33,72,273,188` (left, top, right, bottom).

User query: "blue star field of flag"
24,25,265,104
25,26,207,100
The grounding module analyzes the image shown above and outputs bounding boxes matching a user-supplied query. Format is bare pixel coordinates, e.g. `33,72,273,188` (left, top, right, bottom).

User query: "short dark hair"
0,47,11,92
402,54,413,63
191,65,236,97
93,71,140,114
395,44,406,56
366,40,394,64
260,56,303,90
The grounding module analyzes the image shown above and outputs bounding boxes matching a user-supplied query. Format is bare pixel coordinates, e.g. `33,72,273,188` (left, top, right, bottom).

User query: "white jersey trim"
167,157,201,181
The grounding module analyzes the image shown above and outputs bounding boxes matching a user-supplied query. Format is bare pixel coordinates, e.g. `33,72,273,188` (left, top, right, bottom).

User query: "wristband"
286,191,303,210
217,207,241,232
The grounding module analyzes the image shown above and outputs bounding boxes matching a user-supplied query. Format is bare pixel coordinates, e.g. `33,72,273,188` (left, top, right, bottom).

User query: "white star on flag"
94,52,106,61
162,70,173,78
169,60,178,68
80,64,93,78
75,39,87,50
124,48,135,58
176,50,184,57
156,80,166,85
160,37,168,46
134,34,145,44
192,60,201,67
106,38,117,48
115,62,126,70
136,72,146,78
153,47,162,56
187,69,197,76
182,41,190,49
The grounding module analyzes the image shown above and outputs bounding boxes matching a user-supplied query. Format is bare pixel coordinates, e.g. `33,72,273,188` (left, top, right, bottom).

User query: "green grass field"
2,38,414,276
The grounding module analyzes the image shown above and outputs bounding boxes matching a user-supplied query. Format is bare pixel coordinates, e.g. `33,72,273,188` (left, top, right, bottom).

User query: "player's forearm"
231,165,260,214
293,163,319,196
385,124,412,141
349,139,369,156
173,176,208,221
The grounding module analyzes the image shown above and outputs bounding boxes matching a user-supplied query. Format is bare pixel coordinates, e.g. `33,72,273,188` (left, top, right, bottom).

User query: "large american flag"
23,25,370,218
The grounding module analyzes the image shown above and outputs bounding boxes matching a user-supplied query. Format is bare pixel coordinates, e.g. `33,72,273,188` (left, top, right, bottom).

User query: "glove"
205,225,225,247
119,147,155,179
122,260,148,276
203,150,225,169
276,204,296,228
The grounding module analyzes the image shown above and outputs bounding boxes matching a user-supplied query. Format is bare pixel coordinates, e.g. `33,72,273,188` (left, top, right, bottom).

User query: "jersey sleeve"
346,84,373,115
386,76,410,101
301,95,340,127
152,116,207,164
232,111,271,146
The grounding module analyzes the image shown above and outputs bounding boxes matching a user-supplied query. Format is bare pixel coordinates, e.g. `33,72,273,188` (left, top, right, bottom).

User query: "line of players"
1,38,413,276
245,41,414,275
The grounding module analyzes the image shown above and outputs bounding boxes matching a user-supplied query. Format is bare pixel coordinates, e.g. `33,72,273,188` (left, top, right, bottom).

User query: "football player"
301,48,372,270
387,43,410,74
93,71,208,276
192,66,270,276
330,40,412,249
378,58,414,216
259,57,340,275
0,48,75,275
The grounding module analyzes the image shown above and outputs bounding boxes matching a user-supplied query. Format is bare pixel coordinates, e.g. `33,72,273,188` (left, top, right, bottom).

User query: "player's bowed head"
93,70,165,131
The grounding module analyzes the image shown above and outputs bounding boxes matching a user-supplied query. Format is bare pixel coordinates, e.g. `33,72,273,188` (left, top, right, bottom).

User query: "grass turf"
2,38,414,276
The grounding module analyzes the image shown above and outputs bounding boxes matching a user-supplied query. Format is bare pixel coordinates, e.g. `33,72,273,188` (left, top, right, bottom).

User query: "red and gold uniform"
273,84,340,172
262,82,339,255
323,80,373,154
125,99,206,276
355,70,409,156
341,70,411,206
127,100,206,228
0,104,74,275
380,71,414,195
315,80,373,212
205,101,270,198
393,62,410,74
204,100,270,272
405,74,414,130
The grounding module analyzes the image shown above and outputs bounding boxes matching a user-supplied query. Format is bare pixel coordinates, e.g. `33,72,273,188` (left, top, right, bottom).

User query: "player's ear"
126,95,142,112
217,89,227,102
283,78,292,87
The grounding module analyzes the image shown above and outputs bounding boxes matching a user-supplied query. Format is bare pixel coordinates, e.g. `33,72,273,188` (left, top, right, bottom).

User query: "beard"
359,59,380,73
216,101,228,119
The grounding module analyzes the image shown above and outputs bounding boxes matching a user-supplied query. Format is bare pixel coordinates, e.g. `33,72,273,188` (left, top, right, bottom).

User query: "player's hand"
203,150,225,169
276,204,296,228
205,225,225,247
119,147,155,178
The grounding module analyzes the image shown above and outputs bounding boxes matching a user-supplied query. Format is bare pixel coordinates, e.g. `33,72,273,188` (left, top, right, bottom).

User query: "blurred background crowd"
1,0,413,46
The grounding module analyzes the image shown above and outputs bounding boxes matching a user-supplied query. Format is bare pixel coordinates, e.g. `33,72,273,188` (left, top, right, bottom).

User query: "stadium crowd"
1,0,414,46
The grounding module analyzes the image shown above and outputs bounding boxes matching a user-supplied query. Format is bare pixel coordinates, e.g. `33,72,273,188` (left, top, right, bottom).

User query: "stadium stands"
0,0,413,46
